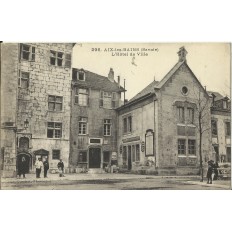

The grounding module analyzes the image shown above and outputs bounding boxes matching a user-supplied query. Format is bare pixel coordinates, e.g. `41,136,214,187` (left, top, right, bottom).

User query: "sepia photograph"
0,42,231,190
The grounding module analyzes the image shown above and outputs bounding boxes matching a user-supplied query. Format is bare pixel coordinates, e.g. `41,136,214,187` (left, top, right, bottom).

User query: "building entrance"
17,153,31,173
89,148,101,168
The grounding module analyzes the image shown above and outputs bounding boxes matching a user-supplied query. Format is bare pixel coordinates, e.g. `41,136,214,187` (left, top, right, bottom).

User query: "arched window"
19,137,29,150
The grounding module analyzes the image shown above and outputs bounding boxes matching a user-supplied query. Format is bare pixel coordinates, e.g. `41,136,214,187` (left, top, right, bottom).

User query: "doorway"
128,145,132,170
89,148,101,168
17,153,31,173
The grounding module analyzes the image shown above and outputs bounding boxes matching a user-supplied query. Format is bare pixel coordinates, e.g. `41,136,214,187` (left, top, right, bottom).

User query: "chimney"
177,46,188,62
108,68,114,82
118,75,120,88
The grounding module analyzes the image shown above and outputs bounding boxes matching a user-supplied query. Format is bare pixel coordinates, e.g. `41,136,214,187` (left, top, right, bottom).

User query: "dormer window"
78,71,85,81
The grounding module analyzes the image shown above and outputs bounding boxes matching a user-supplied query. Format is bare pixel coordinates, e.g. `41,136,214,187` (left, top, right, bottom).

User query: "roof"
128,61,185,104
128,59,211,105
72,68,125,92
155,61,185,89
129,80,160,103
207,91,225,101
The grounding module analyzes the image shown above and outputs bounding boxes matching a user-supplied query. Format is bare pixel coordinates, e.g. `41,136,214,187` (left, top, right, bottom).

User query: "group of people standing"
206,160,219,184
34,158,50,178
17,157,64,178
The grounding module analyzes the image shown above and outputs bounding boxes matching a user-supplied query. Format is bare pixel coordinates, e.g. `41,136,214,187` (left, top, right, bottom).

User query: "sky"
72,43,230,100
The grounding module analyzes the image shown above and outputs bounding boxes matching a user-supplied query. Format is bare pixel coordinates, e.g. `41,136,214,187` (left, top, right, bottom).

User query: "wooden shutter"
31,46,35,61
75,88,79,104
99,91,103,107
65,53,71,68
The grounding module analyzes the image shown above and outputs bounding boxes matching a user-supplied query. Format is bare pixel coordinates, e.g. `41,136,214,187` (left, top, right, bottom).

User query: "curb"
186,181,231,189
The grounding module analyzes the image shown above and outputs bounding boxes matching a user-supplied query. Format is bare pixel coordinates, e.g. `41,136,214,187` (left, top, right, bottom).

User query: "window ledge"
48,110,64,113
74,104,89,107
186,124,196,127
46,138,63,140
178,155,187,157
177,123,185,126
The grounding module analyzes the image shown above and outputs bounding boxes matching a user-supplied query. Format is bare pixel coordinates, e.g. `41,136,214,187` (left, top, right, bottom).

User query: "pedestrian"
206,161,214,184
213,161,219,180
18,156,27,178
57,159,64,177
43,158,49,178
35,158,43,178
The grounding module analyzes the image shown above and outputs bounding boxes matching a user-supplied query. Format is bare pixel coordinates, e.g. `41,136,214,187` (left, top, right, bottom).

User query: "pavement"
1,173,231,190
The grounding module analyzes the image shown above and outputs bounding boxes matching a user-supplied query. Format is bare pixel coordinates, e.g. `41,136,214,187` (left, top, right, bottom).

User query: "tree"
193,85,212,182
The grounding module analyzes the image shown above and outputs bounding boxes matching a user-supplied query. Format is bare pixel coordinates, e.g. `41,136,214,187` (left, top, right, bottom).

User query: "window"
132,145,135,162
75,88,89,106
20,44,35,61
18,71,29,89
226,147,231,162
177,107,184,123
47,122,62,138
225,122,231,136
78,151,87,163
223,100,228,109
99,91,117,109
187,108,194,124
182,86,188,95
104,119,112,136
78,71,85,81
178,139,186,155
50,50,63,66
123,115,132,134
112,92,116,108
52,150,60,160
123,118,127,134
136,144,140,161
48,95,63,111
19,137,29,150
211,120,218,136
79,117,87,135
128,116,132,133
188,140,196,155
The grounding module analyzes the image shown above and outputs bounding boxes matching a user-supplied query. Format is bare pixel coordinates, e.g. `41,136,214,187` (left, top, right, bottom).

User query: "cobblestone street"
1,173,231,190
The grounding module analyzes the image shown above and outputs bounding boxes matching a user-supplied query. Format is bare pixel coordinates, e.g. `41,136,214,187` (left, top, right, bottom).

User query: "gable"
159,62,209,99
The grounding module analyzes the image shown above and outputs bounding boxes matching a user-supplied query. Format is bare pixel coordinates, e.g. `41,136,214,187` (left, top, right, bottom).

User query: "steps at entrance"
88,168,105,174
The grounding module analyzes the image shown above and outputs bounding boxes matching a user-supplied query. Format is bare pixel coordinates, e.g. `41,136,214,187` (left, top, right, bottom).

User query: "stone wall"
70,87,119,167
16,43,73,169
117,98,155,169
156,63,212,174
211,111,231,161
1,43,19,176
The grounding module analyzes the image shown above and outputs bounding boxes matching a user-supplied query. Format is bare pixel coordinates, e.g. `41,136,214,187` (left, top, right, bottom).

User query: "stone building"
117,47,213,175
208,91,231,163
69,68,124,172
1,43,74,177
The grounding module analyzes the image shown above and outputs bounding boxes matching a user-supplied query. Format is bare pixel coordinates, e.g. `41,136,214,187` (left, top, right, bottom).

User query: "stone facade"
70,68,124,172
1,45,229,177
117,47,213,175
1,43,73,176
0,44,19,176
210,95,231,163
